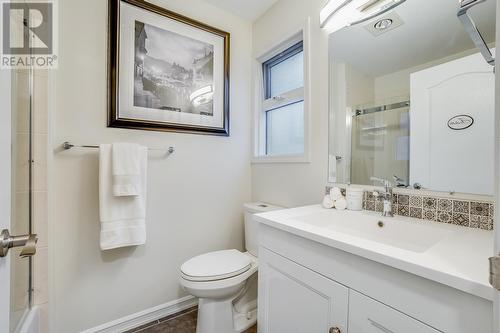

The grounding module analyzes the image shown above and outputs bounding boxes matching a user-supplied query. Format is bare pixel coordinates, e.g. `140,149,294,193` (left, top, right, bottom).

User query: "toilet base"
180,254,259,333
196,298,257,333
197,298,234,333
196,281,258,333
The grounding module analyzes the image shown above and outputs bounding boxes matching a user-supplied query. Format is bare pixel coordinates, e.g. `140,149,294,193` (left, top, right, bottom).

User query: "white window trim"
252,19,312,164
262,87,304,112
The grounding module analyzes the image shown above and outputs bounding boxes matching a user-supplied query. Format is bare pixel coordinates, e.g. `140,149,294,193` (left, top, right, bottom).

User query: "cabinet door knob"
329,328,341,333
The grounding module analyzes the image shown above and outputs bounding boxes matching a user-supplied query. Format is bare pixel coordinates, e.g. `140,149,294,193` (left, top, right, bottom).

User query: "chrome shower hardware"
458,0,495,67
0,229,38,258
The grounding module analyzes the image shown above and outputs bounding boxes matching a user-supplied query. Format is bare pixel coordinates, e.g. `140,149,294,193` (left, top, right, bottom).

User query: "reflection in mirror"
328,0,496,196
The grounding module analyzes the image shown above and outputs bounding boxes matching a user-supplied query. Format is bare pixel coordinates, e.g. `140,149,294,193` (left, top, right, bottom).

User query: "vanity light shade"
320,0,406,33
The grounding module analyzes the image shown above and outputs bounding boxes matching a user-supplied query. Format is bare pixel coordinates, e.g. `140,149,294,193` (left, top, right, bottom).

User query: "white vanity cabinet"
259,248,348,333
257,221,494,333
259,247,440,333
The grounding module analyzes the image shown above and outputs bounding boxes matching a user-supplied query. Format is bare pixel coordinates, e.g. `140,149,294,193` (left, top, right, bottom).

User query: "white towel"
330,187,343,201
335,197,348,210
112,143,141,196
99,144,147,250
322,195,335,209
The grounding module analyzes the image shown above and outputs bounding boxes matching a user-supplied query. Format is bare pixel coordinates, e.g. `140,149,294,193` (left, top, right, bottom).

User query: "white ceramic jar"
346,187,364,211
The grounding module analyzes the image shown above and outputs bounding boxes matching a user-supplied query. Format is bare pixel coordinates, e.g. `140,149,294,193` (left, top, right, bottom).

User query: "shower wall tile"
14,193,29,234
10,248,29,313
33,72,49,313
14,71,30,133
33,164,48,192
34,72,48,134
34,192,48,248
39,303,49,333
34,134,48,165
12,69,50,315
34,247,49,305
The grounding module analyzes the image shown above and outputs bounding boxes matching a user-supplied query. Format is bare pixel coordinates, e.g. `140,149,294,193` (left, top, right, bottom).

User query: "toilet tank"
244,202,283,257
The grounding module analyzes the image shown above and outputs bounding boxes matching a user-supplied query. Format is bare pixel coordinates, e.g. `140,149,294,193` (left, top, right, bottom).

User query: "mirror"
328,0,496,196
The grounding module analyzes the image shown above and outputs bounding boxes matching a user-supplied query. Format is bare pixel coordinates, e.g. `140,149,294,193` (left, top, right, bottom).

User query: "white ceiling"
205,0,278,21
329,0,496,76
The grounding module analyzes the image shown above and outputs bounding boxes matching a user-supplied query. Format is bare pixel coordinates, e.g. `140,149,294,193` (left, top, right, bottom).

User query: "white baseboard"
81,296,198,333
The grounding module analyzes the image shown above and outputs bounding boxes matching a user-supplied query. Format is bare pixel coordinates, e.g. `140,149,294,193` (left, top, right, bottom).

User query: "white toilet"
180,202,282,333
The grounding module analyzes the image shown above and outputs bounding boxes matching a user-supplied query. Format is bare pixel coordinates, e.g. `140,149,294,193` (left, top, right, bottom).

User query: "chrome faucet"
370,177,394,217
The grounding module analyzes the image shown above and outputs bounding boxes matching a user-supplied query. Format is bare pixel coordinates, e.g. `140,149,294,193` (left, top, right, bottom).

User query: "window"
261,41,305,157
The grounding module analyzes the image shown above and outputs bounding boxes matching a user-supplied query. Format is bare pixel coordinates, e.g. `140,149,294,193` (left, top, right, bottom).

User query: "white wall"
50,0,252,331
251,0,330,207
374,69,411,103
373,47,489,104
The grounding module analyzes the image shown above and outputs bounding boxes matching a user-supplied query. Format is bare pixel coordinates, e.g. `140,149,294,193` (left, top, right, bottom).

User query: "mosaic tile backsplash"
325,187,494,230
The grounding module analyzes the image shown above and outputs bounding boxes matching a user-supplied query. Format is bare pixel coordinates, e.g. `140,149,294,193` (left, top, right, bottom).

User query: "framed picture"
108,0,230,136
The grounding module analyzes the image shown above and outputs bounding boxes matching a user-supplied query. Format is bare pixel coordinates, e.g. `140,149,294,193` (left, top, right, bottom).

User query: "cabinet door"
258,247,348,333
349,290,441,333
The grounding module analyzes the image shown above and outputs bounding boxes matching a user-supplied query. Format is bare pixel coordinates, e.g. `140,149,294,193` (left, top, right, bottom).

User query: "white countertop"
255,205,495,301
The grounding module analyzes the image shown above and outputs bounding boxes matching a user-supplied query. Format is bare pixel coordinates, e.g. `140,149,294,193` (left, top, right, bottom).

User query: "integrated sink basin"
292,209,453,253
255,204,494,300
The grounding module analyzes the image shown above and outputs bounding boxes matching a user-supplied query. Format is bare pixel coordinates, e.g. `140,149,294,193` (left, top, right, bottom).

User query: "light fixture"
374,18,393,30
320,0,406,33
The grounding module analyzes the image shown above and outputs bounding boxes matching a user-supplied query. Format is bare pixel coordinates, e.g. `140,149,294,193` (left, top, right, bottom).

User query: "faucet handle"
393,175,407,187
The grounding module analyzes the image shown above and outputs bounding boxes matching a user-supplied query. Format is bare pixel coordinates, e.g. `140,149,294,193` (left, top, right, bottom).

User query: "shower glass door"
9,67,34,331
2,8,49,330
350,104,410,186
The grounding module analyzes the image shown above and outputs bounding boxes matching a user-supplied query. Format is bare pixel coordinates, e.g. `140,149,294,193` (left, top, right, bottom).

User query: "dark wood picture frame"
108,0,230,136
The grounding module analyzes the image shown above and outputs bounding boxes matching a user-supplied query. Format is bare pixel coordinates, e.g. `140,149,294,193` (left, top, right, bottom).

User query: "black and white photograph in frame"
108,0,230,135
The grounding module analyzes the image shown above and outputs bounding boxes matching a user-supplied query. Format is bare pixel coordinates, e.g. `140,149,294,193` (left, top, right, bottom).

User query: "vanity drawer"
348,290,441,333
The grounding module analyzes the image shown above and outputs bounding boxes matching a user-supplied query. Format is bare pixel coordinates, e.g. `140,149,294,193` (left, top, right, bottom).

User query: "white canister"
346,187,364,211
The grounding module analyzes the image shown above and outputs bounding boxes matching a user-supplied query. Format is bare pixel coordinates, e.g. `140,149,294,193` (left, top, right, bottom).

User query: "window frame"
262,41,304,100
252,25,311,164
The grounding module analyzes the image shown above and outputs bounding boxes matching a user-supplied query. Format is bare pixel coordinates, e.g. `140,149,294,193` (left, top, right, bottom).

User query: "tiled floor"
126,307,257,333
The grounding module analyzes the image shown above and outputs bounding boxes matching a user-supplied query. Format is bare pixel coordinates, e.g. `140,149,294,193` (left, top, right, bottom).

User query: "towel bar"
62,141,175,154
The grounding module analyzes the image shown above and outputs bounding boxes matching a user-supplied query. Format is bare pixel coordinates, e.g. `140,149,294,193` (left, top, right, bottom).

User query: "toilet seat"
181,249,252,282
180,254,258,301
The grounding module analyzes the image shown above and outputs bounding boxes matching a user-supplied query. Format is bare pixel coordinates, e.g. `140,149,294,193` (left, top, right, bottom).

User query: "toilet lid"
181,250,252,282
